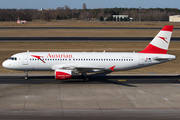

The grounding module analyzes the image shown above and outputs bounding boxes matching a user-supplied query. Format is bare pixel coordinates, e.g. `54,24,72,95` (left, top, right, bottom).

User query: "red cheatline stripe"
138,44,167,54
161,25,174,32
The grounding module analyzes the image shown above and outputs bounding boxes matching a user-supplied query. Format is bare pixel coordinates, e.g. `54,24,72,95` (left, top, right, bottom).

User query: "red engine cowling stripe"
56,71,71,80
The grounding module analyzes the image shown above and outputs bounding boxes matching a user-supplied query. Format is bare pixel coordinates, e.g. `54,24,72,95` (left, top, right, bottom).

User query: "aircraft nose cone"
2,60,9,68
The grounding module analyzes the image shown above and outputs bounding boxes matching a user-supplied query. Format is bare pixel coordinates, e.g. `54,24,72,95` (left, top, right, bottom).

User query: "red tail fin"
139,25,173,54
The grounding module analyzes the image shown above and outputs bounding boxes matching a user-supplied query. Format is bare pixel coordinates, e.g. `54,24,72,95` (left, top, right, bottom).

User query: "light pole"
139,7,141,22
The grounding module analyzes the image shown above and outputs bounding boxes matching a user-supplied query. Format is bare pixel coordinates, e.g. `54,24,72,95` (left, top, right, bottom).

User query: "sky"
0,0,180,9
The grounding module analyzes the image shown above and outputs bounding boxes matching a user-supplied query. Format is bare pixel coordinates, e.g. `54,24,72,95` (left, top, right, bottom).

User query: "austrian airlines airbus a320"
2,25,176,81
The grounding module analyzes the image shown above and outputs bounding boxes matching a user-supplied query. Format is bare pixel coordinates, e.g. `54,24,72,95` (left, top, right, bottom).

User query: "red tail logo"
158,36,168,43
31,55,46,63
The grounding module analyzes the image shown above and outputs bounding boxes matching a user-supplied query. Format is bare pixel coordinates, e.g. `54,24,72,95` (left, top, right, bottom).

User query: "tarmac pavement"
0,74,180,120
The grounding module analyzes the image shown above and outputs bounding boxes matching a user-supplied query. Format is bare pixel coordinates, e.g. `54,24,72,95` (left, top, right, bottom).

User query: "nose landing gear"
24,71,28,80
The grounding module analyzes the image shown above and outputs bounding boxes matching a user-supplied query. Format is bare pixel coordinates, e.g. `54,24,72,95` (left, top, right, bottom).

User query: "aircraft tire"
83,77,89,82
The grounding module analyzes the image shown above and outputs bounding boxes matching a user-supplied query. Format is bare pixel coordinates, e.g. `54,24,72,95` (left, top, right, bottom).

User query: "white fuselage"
2,52,176,72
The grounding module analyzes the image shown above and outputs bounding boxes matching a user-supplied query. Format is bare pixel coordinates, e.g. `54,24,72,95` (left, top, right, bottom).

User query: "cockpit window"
9,57,17,61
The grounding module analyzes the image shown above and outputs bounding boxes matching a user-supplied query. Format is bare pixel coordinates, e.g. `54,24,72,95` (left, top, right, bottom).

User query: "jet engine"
55,69,72,80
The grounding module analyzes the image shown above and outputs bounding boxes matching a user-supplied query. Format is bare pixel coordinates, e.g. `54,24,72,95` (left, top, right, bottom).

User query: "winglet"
139,25,173,54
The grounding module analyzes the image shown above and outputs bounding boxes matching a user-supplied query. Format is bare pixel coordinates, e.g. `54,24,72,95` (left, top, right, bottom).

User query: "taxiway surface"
0,74,180,120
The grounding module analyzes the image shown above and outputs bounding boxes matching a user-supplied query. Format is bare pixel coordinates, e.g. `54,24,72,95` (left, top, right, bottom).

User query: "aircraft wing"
51,64,112,73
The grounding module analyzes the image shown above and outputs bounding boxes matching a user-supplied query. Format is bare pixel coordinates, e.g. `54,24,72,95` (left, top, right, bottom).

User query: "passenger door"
23,55,28,65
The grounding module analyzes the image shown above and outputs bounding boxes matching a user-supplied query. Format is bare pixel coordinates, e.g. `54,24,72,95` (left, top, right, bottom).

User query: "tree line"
0,6,179,22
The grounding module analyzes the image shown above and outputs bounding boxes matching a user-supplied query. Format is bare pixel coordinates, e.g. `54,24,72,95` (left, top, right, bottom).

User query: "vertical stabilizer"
139,25,173,54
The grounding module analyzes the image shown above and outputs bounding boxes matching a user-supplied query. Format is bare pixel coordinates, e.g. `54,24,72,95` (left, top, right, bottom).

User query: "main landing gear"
24,71,28,80
82,73,89,82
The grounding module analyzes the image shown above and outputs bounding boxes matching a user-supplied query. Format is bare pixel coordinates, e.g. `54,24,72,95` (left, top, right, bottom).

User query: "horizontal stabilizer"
154,55,176,61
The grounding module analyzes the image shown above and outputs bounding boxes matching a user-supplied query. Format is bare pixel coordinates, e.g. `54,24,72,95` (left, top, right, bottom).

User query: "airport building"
169,15,180,22
113,15,128,21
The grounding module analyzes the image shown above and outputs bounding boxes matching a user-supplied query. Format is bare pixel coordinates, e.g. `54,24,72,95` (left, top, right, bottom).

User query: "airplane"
2,25,176,81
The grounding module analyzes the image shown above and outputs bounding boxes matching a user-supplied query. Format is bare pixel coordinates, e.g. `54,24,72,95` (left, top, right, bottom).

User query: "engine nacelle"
55,69,72,80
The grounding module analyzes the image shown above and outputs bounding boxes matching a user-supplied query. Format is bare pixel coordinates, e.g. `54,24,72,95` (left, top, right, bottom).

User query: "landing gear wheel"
83,77,89,82
82,73,89,82
25,71,28,80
